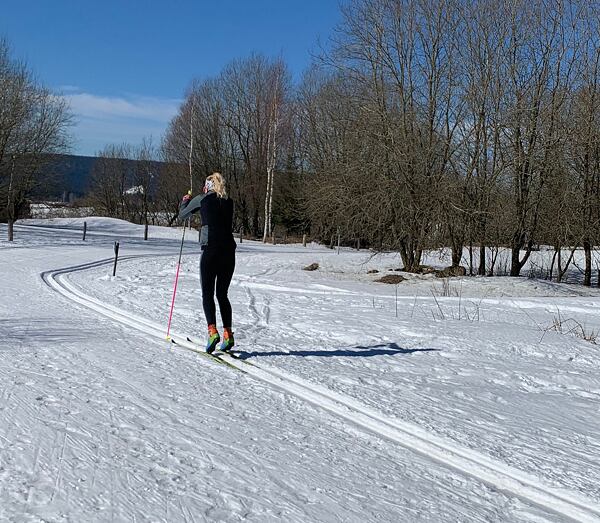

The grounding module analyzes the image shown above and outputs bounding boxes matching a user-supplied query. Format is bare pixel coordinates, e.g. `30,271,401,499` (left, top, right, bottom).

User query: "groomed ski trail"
42,256,600,523
41,256,240,370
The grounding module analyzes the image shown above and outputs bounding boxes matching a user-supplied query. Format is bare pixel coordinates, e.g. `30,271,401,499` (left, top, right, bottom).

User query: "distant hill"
31,153,171,203
33,154,98,202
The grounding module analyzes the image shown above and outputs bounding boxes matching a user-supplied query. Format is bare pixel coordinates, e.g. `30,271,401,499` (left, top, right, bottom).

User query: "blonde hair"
206,172,227,198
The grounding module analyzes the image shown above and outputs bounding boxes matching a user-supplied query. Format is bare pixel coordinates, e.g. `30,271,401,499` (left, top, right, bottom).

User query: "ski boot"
206,324,220,354
220,328,235,352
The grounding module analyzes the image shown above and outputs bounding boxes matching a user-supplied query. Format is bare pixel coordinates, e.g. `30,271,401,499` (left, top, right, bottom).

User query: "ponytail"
206,172,227,198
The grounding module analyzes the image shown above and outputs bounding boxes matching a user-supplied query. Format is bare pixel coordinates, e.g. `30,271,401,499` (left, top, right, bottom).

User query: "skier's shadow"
234,342,439,360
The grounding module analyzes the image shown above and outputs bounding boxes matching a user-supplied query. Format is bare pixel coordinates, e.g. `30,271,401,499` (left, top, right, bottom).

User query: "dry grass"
543,309,598,345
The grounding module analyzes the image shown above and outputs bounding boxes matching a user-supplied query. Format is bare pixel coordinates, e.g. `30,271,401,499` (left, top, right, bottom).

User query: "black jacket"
179,191,236,251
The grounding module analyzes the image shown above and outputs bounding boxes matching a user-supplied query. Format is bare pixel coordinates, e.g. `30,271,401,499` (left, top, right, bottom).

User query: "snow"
1,218,600,522
124,185,144,195
29,204,94,219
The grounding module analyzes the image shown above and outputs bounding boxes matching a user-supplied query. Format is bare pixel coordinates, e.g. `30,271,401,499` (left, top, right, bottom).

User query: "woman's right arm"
178,194,206,221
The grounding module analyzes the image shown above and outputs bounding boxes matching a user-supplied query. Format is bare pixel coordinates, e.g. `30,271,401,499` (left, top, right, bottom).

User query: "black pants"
200,247,235,327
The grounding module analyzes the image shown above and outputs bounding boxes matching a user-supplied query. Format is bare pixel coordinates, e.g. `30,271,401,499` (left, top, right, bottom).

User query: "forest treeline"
3,0,600,285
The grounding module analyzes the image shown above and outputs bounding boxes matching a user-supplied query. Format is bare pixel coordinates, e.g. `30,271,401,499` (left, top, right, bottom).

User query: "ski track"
42,255,600,523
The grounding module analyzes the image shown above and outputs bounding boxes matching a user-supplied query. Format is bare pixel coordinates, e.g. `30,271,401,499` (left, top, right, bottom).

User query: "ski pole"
166,220,187,340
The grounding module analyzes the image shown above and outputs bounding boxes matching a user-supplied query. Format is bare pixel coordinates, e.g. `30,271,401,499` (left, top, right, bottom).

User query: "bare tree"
455,0,512,275
263,60,287,242
567,8,600,286
163,55,292,237
88,143,133,219
153,158,189,225
303,0,464,270
153,0,600,288
133,138,157,239
499,0,579,276
0,39,72,240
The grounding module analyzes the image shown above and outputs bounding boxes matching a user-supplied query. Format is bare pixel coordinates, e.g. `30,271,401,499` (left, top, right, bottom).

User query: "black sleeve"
178,194,206,221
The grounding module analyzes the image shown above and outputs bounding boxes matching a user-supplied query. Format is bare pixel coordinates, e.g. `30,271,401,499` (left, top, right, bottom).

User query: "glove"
181,193,192,203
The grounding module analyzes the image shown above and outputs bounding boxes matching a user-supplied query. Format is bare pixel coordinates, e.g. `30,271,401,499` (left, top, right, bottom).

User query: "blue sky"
0,0,342,155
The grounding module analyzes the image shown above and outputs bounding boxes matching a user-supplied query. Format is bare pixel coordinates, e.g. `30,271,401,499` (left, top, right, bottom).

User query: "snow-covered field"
1,217,599,522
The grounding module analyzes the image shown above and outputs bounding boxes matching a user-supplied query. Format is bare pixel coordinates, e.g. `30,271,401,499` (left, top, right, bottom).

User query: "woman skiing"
179,172,236,353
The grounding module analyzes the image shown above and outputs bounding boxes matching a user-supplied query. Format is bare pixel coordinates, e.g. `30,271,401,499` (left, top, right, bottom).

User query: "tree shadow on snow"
234,342,439,360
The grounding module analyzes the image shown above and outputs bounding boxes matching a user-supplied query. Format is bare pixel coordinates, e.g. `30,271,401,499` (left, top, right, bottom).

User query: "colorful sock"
206,324,220,353
220,328,235,351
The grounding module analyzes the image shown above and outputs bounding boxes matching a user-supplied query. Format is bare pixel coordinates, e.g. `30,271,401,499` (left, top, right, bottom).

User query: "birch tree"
164,55,291,237
263,59,287,242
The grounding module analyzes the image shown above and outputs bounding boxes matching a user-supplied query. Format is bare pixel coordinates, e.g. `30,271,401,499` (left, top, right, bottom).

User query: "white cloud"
61,91,182,155
64,92,181,122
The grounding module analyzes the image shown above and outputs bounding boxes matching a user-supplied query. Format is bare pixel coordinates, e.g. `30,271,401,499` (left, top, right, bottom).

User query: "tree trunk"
262,167,273,242
399,242,422,273
510,240,534,277
415,248,423,269
510,245,521,276
7,158,15,242
451,238,463,268
583,239,592,287
143,201,149,240
468,242,473,276
487,247,499,277
399,244,411,272
253,208,260,238
549,246,558,282
478,244,486,276
558,247,576,284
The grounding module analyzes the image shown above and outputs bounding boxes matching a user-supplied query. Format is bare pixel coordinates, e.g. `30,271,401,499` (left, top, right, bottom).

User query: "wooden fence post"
113,241,120,277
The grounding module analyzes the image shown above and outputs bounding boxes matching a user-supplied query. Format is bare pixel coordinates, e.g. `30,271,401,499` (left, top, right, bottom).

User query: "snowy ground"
1,218,599,522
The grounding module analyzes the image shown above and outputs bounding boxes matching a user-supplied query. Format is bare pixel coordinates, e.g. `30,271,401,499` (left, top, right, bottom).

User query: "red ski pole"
166,221,187,340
